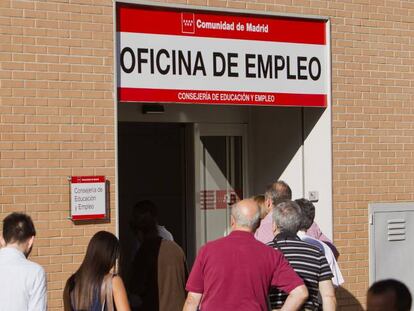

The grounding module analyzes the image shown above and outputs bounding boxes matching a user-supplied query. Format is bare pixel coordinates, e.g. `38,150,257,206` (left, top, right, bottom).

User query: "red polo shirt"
186,230,304,311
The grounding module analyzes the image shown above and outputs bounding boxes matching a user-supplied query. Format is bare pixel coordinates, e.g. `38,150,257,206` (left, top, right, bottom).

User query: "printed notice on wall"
116,4,330,107
70,176,106,221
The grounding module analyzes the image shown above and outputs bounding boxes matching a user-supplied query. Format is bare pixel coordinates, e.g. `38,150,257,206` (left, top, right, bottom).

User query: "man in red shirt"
183,198,308,311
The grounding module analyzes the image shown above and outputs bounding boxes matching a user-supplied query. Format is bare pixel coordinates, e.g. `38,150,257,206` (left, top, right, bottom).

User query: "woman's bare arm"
112,275,131,311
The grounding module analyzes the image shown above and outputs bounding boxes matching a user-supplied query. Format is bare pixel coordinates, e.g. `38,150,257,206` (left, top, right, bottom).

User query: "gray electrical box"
369,202,414,308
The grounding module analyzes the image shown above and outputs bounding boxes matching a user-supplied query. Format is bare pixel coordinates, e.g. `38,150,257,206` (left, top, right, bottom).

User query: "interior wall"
249,107,304,199
304,107,333,239
249,106,333,239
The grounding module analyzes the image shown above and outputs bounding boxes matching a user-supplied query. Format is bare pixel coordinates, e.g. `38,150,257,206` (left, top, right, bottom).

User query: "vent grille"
387,219,406,241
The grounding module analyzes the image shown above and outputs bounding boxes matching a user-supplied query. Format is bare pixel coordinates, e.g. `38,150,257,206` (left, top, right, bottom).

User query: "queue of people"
0,180,412,310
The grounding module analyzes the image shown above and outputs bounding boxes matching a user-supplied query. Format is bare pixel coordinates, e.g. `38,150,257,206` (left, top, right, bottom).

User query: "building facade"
1,0,414,309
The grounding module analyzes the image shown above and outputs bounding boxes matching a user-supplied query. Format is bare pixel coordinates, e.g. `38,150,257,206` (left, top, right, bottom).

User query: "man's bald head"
231,199,260,232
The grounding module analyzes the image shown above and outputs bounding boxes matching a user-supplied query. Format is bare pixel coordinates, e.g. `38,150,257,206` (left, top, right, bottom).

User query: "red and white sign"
200,190,241,209
70,176,106,221
182,13,195,34
117,5,329,107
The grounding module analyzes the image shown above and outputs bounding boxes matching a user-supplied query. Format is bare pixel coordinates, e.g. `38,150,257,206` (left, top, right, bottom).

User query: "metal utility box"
369,202,414,302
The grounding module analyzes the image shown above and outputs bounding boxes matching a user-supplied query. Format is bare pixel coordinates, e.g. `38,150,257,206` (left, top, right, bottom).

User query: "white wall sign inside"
70,176,106,221
116,4,330,107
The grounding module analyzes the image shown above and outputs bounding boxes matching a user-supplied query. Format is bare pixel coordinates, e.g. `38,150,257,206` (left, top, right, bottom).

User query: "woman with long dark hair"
64,231,130,311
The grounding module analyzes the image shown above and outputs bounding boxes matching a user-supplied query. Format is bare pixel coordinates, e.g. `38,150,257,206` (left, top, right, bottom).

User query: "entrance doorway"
118,122,187,272
118,122,247,266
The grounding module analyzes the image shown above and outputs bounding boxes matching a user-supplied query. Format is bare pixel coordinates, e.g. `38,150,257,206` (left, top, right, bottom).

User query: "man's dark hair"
295,198,315,231
368,279,412,311
129,200,159,240
265,180,292,206
2,212,36,244
132,200,158,219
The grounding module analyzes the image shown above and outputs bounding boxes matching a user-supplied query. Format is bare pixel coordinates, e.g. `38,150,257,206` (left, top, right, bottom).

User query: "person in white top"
0,212,47,311
157,225,174,241
295,199,344,287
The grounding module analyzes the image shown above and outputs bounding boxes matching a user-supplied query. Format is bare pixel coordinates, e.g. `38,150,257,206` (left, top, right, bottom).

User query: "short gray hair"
231,201,260,230
273,200,302,233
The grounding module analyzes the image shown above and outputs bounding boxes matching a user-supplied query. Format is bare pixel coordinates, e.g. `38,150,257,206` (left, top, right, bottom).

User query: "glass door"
194,124,248,249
